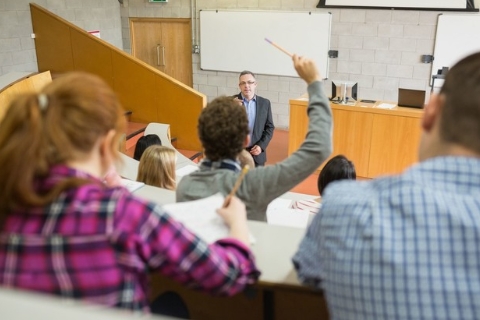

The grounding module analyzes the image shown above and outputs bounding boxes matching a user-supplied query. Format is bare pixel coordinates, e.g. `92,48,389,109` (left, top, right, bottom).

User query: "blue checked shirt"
293,156,480,320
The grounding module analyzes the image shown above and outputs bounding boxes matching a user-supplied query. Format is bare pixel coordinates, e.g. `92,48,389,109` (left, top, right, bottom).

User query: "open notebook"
163,193,255,244
120,178,144,192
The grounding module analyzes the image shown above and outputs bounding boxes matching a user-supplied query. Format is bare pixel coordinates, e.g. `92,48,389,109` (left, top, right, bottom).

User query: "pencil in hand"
222,165,250,208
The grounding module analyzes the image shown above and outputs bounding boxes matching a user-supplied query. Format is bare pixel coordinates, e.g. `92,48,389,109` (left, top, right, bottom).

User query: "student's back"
293,52,480,320
177,55,332,221
0,72,259,312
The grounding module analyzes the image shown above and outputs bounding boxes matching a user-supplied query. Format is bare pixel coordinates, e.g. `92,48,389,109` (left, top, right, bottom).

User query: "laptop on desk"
398,88,426,109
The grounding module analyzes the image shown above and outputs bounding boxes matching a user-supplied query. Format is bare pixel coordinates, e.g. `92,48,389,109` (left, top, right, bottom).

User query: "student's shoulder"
102,185,166,219
322,174,404,204
256,95,271,105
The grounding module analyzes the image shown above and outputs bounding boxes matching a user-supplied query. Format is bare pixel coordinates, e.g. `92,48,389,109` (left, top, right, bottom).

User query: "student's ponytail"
0,72,126,220
0,93,49,213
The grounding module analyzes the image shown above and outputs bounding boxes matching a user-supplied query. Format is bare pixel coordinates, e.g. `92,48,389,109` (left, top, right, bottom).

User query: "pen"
264,38,293,57
222,165,250,207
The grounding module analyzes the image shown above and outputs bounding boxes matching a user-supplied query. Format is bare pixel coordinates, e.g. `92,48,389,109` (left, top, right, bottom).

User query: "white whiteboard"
323,0,466,9
200,10,331,78
431,14,480,87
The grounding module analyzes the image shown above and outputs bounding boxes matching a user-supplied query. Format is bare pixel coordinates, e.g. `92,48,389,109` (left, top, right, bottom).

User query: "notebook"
398,88,426,109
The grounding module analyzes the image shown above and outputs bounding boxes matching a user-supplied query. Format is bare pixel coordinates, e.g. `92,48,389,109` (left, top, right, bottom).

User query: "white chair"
118,153,139,181
143,123,200,167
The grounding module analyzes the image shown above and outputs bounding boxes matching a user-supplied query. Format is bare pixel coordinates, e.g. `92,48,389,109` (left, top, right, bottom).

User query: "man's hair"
198,96,250,161
439,52,480,153
317,155,356,195
239,70,256,79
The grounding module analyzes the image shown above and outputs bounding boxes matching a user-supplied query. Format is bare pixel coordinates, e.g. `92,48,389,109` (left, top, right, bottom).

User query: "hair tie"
38,94,49,111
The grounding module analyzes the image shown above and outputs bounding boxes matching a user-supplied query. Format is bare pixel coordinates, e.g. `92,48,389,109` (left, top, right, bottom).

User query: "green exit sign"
149,0,168,2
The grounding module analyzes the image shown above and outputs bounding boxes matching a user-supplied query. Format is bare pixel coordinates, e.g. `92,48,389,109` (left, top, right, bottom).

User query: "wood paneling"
149,273,263,320
331,108,373,178
288,98,309,155
0,71,52,122
71,31,114,87
272,288,329,320
111,53,158,123
30,7,74,73
130,18,193,87
369,113,421,176
30,3,205,152
289,98,423,178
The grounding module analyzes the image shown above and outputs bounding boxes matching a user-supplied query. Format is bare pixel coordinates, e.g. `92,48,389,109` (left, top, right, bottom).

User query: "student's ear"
243,135,250,148
422,93,443,133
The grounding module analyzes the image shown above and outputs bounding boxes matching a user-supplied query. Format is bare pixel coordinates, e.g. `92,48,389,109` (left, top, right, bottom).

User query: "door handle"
156,44,166,67
161,46,166,66
156,44,161,66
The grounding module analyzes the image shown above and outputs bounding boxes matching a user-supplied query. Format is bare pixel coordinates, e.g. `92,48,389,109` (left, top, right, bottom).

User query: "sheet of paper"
267,198,293,212
377,103,396,109
266,208,310,229
120,178,144,192
176,164,199,178
163,193,255,244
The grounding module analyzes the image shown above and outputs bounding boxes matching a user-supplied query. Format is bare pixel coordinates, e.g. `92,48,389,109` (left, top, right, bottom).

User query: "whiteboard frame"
431,13,480,87
199,10,331,78
317,0,478,11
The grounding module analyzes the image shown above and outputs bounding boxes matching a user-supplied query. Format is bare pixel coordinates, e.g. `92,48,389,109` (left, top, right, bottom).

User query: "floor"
125,124,320,196
265,129,320,196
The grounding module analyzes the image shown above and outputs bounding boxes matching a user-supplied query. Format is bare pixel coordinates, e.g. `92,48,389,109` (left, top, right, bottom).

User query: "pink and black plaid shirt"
0,165,259,311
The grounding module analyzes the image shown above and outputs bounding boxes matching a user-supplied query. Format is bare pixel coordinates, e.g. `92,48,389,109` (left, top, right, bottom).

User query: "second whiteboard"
200,10,332,78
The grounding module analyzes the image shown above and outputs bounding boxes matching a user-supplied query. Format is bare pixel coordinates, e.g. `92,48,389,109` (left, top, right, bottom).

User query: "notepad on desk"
376,103,396,109
176,164,199,178
266,198,311,229
121,178,145,192
163,193,255,244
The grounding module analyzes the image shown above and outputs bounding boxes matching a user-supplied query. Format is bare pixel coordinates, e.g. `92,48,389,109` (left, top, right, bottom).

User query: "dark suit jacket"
236,93,275,166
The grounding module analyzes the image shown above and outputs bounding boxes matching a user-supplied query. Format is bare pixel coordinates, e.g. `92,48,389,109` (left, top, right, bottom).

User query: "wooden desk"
0,287,172,320
0,71,52,123
289,98,423,178
131,186,328,319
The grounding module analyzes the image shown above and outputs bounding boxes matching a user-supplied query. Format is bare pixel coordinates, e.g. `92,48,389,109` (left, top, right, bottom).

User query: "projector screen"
320,0,467,9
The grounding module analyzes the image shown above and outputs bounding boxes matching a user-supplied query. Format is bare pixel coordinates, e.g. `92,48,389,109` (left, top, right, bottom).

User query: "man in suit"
234,71,275,166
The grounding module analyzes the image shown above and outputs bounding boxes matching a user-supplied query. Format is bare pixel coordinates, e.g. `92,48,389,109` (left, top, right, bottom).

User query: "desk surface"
0,72,33,92
132,184,309,287
290,97,423,118
0,287,173,320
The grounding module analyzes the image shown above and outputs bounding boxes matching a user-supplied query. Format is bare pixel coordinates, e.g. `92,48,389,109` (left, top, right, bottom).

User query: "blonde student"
0,72,259,314
137,145,176,190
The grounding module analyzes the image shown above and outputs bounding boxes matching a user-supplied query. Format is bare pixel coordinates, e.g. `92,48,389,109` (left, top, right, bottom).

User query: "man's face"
239,74,257,100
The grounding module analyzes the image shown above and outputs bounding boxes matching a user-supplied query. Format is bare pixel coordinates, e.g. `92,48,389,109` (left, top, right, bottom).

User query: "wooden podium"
288,97,423,179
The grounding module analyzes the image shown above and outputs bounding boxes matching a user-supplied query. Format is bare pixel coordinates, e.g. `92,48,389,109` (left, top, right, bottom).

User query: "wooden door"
130,18,193,87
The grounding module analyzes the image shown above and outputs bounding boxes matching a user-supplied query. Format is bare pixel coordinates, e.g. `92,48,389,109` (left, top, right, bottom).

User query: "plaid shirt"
294,156,480,320
0,165,259,311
